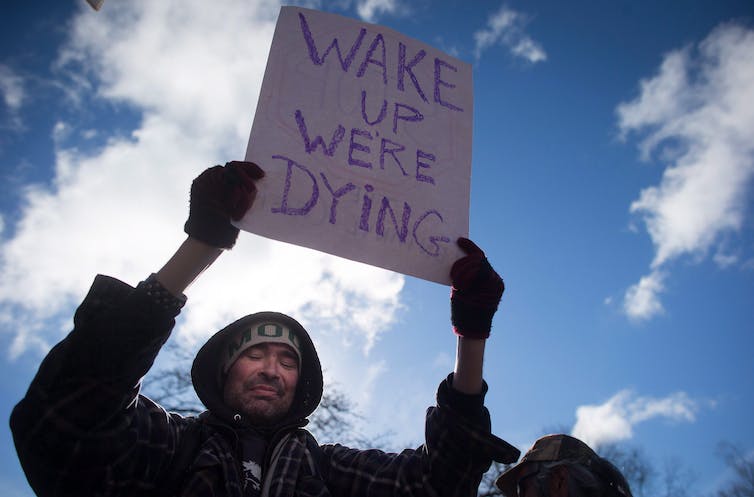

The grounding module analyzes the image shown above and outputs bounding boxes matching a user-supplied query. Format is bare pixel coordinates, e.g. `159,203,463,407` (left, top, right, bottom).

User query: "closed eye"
280,356,298,369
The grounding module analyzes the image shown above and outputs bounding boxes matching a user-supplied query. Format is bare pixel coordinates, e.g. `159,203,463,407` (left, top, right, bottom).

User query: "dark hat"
495,434,607,497
191,311,323,428
221,319,303,373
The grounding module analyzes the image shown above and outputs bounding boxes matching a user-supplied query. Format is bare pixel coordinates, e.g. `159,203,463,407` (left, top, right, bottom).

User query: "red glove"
184,161,265,249
450,237,504,339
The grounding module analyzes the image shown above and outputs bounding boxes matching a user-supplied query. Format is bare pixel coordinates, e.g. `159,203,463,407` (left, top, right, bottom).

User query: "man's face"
223,342,299,425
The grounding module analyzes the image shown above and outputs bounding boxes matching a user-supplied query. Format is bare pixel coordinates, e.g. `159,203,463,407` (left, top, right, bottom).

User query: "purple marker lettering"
415,150,436,185
359,184,374,231
357,33,387,85
379,138,408,176
348,128,373,169
434,58,462,112
295,109,346,157
320,172,356,224
376,197,411,242
412,209,451,256
361,90,387,126
398,43,428,103
299,12,366,72
270,155,319,216
392,103,424,134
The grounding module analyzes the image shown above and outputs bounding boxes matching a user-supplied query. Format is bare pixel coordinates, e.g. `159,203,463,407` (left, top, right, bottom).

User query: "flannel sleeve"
10,274,190,497
321,374,519,497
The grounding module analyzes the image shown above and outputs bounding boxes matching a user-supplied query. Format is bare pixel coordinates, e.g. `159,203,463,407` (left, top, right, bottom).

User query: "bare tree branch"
715,442,754,497
477,461,510,497
600,444,656,497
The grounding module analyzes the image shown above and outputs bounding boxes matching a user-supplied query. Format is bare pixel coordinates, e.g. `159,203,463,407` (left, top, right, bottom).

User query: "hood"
191,311,323,429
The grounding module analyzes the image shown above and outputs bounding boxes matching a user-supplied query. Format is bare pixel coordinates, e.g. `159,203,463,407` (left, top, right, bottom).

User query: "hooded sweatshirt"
189,311,324,496
11,274,519,497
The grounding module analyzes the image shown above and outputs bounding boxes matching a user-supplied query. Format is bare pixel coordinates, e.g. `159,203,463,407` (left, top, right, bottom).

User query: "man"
10,161,520,497
495,434,634,497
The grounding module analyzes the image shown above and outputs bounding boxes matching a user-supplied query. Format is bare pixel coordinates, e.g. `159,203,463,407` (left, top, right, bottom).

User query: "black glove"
184,161,265,249
450,237,504,339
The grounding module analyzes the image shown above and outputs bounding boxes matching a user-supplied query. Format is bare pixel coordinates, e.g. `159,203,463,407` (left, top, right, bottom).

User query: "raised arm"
156,161,265,295
448,237,504,394
321,239,515,497
10,160,264,497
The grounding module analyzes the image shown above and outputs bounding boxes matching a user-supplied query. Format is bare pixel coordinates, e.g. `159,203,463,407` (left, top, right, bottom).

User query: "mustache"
243,377,284,395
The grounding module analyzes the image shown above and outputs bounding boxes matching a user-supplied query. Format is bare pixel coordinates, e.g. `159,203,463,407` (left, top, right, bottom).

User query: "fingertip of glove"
227,160,266,180
248,163,266,179
457,237,484,256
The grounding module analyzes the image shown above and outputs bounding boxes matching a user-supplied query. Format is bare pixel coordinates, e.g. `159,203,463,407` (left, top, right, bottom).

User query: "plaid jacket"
11,275,519,497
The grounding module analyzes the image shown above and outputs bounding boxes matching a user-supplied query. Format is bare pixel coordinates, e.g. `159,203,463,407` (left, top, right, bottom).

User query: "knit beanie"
222,320,302,373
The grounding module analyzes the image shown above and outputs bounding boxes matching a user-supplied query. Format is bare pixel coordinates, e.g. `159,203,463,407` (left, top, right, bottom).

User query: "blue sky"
1,0,753,495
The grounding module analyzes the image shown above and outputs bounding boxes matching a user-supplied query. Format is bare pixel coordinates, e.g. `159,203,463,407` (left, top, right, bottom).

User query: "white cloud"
57,0,279,150
572,389,699,449
0,64,24,111
473,4,546,63
356,359,387,406
0,0,404,363
0,64,25,130
713,248,739,269
81,129,98,140
356,0,401,22
618,23,754,319
623,269,665,321
52,121,72,144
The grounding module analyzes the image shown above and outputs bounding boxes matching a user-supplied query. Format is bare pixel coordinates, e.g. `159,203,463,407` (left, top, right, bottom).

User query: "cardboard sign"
241,7,472,285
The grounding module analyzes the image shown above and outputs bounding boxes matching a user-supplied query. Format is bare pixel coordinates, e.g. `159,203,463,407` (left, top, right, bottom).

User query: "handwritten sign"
240,6,472,285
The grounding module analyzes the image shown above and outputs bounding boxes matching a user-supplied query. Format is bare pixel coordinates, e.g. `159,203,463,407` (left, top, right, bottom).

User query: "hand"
184,161,265,249
450,237,504,339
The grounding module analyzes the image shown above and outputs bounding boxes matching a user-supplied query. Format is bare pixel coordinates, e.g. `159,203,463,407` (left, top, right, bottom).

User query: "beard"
225,377,296,425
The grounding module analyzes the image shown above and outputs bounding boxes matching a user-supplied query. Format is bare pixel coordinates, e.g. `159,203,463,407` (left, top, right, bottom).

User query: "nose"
259,356,281,379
